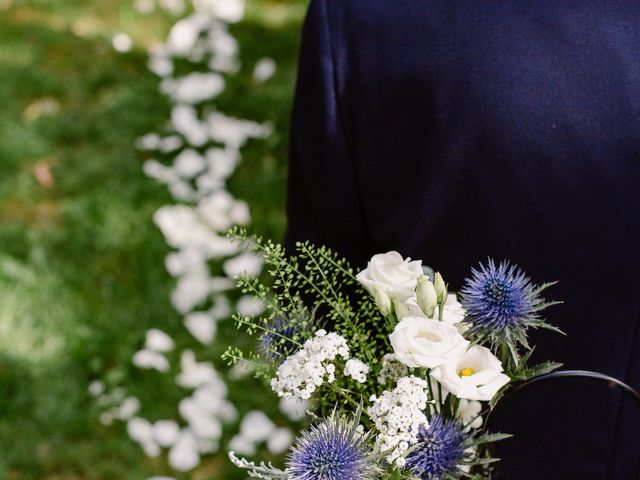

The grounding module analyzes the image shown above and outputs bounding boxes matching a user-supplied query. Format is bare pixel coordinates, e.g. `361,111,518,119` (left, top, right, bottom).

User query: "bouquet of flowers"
224,228,563,479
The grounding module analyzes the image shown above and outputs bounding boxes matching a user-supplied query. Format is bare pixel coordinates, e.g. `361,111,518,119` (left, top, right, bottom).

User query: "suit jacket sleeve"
285,0,373,266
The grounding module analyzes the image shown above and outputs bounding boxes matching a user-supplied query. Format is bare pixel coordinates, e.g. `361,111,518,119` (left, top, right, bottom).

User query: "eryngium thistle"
405,415,465,479
259,310,314,364
286,409,377,480
460,259,559,362
259,317,300,364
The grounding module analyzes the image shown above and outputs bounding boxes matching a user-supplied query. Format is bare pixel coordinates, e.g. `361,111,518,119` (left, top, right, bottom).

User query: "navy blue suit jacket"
286,1,640,478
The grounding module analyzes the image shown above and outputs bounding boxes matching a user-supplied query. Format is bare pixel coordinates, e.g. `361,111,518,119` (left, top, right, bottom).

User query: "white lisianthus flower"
416,275,438,317
389,316,469,369
372,285,392,316
442,293,469,332
403,293,468,332
457,399,483,430
431,345,510,401
356,251,422,302
423,382,483,430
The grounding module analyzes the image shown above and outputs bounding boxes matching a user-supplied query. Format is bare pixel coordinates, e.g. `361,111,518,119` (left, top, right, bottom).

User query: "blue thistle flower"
258,309,314,364
460,259,559,362
258,316,300,364
405,415,466,480
286,408,377,480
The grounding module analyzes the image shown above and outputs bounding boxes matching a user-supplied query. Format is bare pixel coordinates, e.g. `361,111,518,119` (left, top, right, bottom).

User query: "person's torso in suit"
286,1,640,477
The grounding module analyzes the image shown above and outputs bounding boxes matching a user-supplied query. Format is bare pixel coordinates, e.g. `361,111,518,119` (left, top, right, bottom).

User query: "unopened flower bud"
416,275,438,318
392,297,410,319
434,272,447,304
373,285,392,316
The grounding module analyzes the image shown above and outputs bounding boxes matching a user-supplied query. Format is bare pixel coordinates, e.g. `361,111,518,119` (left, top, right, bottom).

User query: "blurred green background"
0,0,306,477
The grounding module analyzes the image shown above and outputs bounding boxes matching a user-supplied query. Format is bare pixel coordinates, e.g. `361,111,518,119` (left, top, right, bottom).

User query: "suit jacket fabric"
285,1,640,478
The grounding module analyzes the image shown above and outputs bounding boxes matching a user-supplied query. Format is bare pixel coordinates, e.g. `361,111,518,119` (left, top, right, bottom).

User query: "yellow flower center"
459,367,475,377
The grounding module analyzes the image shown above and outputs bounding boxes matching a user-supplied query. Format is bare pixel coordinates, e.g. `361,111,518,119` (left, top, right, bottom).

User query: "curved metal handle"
502,370,640,408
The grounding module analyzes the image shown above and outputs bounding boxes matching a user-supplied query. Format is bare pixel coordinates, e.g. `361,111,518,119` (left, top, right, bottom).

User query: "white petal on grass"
142,440,162,458
267,428,293,455
169,429,200,471
195,172,224,196
161,72,225,104
176,350,218,388
145,328,175,352
197,438,218,454
236,294,265,317
207,111,271,149
222,252,264,278
253,57,276,82
133,349,170,373
153,205,239,257
88,380,105,397
210,295,232,321
228,434,256,456
112,32,133,53
111,387,126,403
168,179,197,202
189,414,222,439
167,15,209,56
136,133,161,151
173,149,206,178
193,0,245,22
159,0,185,15
228,359,254,380
117,396,141,420
143,159,178,184
153,420,181,447
205,147,239,180
171,104,209,146
184,311,217,345
239,410,275,442
148,44,174,77
99,412,114,426
134,0,155,14
172,269,212,313
160,135,183,153
278,397,309,422
197,190,248,231
127,417,154,444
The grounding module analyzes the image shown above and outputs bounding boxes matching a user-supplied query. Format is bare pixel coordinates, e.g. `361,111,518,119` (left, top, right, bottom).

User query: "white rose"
356,251,422,302
389,316,469,369
431,345,510,401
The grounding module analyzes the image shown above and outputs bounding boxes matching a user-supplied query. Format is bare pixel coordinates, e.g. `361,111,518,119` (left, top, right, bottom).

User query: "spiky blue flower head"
258,309,314,364
286,410,377,480
405,415,466,480
258,316,300,364
460,259,559,359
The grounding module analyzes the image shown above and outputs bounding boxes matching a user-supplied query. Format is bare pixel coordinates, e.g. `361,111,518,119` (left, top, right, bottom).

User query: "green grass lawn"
0,1,306,477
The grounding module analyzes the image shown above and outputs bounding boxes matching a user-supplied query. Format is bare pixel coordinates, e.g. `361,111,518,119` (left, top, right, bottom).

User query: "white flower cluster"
376,353,409,386
367,375,431,467
271,330,350,400
358,252,510,403
344,359,369,383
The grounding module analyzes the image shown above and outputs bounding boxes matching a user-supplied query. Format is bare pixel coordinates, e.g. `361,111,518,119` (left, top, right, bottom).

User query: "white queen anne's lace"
270,330,350,400
376,353,409,386
344,359,369,383
367,375,430,467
